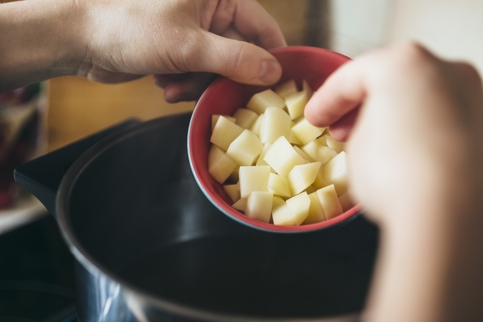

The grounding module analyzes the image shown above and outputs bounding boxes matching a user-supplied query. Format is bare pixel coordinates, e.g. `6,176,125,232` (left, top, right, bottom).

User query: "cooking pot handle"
14,118,141,217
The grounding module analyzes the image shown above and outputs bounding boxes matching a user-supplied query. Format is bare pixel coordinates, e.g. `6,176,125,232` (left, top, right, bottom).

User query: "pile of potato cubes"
209,80,352,226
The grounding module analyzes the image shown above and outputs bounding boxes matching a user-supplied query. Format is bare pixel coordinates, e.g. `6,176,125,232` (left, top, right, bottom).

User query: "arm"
0,0,287,101
0,0,84,91
305,42,483,322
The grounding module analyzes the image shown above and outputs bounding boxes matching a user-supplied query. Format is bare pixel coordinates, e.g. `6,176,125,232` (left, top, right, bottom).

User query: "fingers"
182,0,285,86
210,0,287,50
187,30,283,85
154,72,216,103
304,60,367,130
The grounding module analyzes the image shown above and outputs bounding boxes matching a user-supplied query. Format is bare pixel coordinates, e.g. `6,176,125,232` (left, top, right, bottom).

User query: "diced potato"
325,135,345,153
210,116,244,151
250,113,264,136
212,114,236,131
239,166,271,198
313,165,326,189
302,79,313,98
207,79,350,226
228,165,239,183
272,192,310,226
293,145,313,162
291,117,326,145
316,184,343,220
288,127,303,145
223,183,240,203
256,143,271,166
271,202,290,225
245,191,273,223
260,107,291,144
316,135,327,146
288,162,321,195
233,108,258,129
226,129,263,166
208,145,238,184
301,141,337,165
263,136,305,177
275,79,298,99
305,185,318,194
285,90,309,120
247,89,286,114
232,198,247,212
339,190,355,212
272,195,286,210
304,191,326,224
268,173,292,198
323,151,348,196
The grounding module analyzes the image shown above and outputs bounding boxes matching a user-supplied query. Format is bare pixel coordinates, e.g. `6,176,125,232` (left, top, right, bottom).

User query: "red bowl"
188,46,361,233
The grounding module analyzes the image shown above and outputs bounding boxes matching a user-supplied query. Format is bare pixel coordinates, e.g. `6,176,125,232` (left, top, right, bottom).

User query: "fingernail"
259,60,281,84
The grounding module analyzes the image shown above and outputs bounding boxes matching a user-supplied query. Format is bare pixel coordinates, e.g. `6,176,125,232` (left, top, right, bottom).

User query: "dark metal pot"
14,112,379,321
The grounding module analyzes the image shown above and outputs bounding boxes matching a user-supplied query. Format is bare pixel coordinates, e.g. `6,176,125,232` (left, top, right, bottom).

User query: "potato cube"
271,202,290,225
323,151,348,196
268,173,292,198
288,162,321,195
247,89,285,114
223,183,240,203
291,117,326,145
227,166,239,183
302,141,337,165
304,191,326,224
239,166,271,198
245,191,273,223
285,90,309,120
226,129,263,166
212,114,235,131
275,79,298,99
233,108,258,129
208,145,238,184
339,190,355,212
316,135,328,146
260,107,291,144
272,195,286,210
263,136,305,177
293,145,313,162
313,165,326,189
325,135,345,153
256,143,271,166
210,116,244,151
250,113,264,136
288,127,303,145
272,192,310,226
232,198,247,212
316,185,343,220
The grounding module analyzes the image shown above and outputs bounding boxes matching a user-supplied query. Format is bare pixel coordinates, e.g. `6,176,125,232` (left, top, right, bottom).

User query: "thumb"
185,31,283,85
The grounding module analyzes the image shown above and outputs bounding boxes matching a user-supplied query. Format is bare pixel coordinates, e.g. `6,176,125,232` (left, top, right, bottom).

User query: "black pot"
15,112,379,321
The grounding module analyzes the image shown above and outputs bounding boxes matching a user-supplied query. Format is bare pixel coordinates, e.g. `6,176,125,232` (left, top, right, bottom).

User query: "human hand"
74,0,286,102
305,42,483,226
305,42,483,322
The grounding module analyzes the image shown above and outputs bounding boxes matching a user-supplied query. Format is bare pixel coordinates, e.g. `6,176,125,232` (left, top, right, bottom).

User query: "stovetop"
0,213,77,322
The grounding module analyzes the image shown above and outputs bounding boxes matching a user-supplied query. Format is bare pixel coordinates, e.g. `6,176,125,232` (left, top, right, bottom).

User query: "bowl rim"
188,45,361,233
